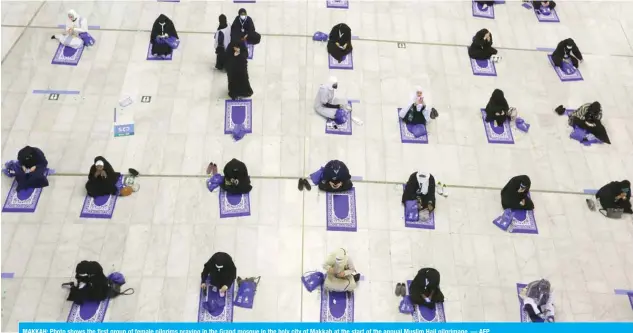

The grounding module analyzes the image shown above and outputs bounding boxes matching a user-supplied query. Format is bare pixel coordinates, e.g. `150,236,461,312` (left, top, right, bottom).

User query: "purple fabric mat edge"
146,43,173,61
469,57,497,77
397,108,429,144
1,273,15,278
328,52,354,70
480,109,515,144
57,24,100,29
516,283,529,322
547,55,583,82
79,194,118,219
218,189,251,218
509,210,539,234
224,99,253,134
614,289,633,295
534,8,560,23
471,1,495,19
326,0,349,9
197,283,235,322
2,180,44,213
320,289,355,322
51,43,83,66
326,188,358,232
66,298,110,323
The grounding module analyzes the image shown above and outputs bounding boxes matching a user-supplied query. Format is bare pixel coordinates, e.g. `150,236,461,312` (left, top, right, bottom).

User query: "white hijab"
406,86,425,111
327,76,338,90
416,171,430,195
68,9,78,22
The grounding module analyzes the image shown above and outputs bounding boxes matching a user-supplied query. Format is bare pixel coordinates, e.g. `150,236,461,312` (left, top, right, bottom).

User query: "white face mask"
240,15,247,20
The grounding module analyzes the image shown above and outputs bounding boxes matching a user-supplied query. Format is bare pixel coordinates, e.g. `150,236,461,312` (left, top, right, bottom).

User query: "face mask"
332,84,338,89
240,15,247,20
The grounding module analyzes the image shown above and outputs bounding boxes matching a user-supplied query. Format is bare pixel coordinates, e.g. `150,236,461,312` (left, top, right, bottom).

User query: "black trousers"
571,117,611,144
468,46,498,60
552,55,578,68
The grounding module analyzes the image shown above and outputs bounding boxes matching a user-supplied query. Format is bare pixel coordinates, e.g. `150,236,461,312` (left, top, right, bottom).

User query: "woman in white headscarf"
323,248,360,292
313,77,351,121
520,279,555,323
399,87,438,126
402,171,436,212
51,9,89,49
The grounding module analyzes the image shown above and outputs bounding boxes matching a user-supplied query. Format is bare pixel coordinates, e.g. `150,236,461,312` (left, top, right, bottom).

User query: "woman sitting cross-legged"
468,28,500,62
402,171,436,213
409,268,445,309
568,101,610,144
485,89,515,127
501,175,534,211
85,156,121,197
318,160,353,193
15,146,49,192
220,158,252,194
595,180,632,214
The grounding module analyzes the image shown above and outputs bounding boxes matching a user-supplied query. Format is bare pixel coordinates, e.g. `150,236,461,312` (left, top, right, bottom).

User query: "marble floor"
2,0,633,328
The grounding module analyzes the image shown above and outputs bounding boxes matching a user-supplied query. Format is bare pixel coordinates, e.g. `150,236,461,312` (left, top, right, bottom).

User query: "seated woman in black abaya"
485,89,515,127
318,160,353,193
533,0,556,11
150,14,179,57
226,39,253,100
15,146,49,192
551,38,582,70
201,252,237,297
468,29,500,62
220,158,252,194
409,268,444,309
327,23,353,63
501,175,534,211
85,156,121,197
402,171,436,213
568,101,610,144
595,180,632,214
230,8,261,45
62,261,111,305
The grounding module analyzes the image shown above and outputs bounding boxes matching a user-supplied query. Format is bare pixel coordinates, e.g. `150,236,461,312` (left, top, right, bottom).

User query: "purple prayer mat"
548,55,583,82
406,280,447,322
51,43,84,66
326,188,357,232
516,283,530,322
157,0,180,2
397,109,429,144
472,1,495,19
522,2,533,9
67,298,110,323
234,279,257,309
328,52,354,70
480,109,514,144
494,0,506,3
224,100,253,135
198,283,234,322
247,43,254,60
320,289,354,322
146,43,173,61
405,208,435,230
534,8,560,22
508,209,539,234
234,0,256,2
218,189,251,218
1,273,15,279
470,57,497,76
79,194,118,219
326,0,349,9
325,113,352,135
628,292,633,311
2,180,44,213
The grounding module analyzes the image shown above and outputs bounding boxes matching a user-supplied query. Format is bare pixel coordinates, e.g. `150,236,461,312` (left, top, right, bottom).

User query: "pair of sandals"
395,282,407,297
206,163,218,175
297,178,312,191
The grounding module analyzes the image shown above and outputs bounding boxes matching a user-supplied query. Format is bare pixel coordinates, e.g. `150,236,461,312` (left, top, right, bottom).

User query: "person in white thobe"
52,9,88,49
313,77,351,120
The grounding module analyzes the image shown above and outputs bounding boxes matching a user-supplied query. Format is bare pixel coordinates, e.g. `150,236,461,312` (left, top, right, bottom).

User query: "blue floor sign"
114,124,135,137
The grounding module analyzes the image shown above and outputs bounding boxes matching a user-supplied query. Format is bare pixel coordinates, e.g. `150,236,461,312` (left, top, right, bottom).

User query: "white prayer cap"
68,9,78,19
329,76,338,85
95,160,104,167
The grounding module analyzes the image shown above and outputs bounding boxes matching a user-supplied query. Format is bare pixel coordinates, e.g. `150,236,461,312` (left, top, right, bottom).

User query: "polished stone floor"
1,0,633,329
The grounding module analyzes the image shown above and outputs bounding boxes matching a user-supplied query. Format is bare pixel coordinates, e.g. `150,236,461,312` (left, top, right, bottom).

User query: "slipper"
586,198,596,211
128,168,140,177
206,163,214,175
395,283,403,297
302,178,312,191
399,283,407,296
298,178,304,191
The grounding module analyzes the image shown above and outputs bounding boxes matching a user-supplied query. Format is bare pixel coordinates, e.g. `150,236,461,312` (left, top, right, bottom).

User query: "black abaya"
85,156,121,197
220,158,252,194
318,160,353,193
402,172,436,210
150,14,179,57
570,117,611,144
15,146,49,191
230,11,261,45
409,268,444,309
67,261,111,304
225,41,253,100
402,104,428,125
485,89,511,125
327,23,353,62
533,1,557,11
596,180,632,214
215,15,230,70
551,38,582,68
468,29,497,60
201,252,237,288
501,175,534,210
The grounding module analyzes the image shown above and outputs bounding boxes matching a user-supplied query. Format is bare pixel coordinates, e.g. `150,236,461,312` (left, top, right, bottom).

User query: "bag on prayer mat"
399,296,415,314
404,200,420,222
79,32,96,47
301,271,324,292
2,160,20,178
408,124,427,138
234,276,261,309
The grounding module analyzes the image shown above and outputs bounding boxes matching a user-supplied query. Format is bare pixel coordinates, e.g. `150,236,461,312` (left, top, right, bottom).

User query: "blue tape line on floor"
351,36,360,40
349,99,361,103
583,189,598,194
32,90,80,95
614,289,633,295
350,176,363,181
1,273,15,279
57,24,100,29
536,47,555,52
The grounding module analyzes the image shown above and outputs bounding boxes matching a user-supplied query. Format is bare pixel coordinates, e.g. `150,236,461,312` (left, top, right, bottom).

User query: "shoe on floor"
436,182,444,196
441,184,448,197
128,168,140,177
586,198,596,211
298,178,304,191
51,35,56,40
61,282,74,288
302,178,312,191
353,273,361,282
395,283,403,296
206,163,214,175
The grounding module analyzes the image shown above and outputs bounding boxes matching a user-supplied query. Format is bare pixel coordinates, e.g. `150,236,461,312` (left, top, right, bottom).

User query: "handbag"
492,209,513,231
301,271,325,292
398,296,415,314
107,272,134,298
404,200,419,222
234,276,260,309
599,208,623,219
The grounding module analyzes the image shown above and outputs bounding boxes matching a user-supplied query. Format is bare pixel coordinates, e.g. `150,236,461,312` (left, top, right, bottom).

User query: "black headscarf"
201,252,237,288
88,156,118,180
412,267,440,294
598,180,631,201
329,23,352,44
151,14,179,41
17,146,47,169
473,28,492,46
485,89,509,116
218,14,228,30
223,158,249,180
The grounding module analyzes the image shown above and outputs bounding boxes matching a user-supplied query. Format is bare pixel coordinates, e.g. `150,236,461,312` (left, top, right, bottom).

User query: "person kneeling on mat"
594,180,632,214
318,160,353,193
14,146,49,192
201,252,237,297
408,268,444,309
521,279,555,323
398,86,439,127
62,261,111,305
568,101,610,144
468,29,500,62
323,248,360,292
485,89,516,127
220,158,252,194
403,171,436,214
314,77,352,127
552,38,582,70
86,156,120,197
501,175,534,211
327,23,353,63
533,0,556,11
